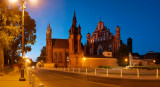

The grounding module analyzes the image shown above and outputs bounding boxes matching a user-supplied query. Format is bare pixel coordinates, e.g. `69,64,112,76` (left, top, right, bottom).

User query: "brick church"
46,12,84,67
46,12,120,68
85,21,121,57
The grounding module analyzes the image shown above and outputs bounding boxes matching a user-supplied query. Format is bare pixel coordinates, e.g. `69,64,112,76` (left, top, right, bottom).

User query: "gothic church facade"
85,21,120,57
46,12,84,67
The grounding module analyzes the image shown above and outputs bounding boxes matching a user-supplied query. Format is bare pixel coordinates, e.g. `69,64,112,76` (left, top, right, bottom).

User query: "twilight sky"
24,0,160,61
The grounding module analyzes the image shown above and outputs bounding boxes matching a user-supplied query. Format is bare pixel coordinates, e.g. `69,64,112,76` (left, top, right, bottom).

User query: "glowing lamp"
125,58,128,62
153,60,156,63
9,0,18,3
26,59,30,63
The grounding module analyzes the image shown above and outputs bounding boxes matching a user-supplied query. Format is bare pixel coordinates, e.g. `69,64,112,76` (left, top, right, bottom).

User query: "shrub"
98,66,112,69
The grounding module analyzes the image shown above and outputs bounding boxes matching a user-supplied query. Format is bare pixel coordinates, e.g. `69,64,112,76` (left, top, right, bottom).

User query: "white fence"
42,67,160,79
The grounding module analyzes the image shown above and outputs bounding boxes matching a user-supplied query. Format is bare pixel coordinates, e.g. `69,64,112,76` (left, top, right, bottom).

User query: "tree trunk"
0,43,4,70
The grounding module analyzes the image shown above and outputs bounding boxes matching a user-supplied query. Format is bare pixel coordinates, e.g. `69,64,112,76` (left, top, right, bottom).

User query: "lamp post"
19,0,26,81
9,0,26,81
10,0,37,81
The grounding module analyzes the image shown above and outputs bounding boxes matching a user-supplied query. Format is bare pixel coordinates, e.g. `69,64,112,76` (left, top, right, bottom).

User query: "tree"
9,11,36,65
116,44,129,66
0,0,21,66
36,46,46,62
155,53,160,64
0,0,36,66
0,0,21,49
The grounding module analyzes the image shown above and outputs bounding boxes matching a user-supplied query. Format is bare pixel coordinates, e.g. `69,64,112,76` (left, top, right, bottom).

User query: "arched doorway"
97,45,103,55
89,48,93,55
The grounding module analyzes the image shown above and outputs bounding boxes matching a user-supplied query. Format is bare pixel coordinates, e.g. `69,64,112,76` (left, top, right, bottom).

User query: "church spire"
47,23,51,31
72,11,77,27
74,11,76,18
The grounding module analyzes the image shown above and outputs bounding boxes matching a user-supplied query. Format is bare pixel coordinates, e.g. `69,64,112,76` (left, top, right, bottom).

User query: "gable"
52,39,69,49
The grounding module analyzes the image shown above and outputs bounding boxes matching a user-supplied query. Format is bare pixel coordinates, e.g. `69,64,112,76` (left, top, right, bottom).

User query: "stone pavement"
0,69,43,87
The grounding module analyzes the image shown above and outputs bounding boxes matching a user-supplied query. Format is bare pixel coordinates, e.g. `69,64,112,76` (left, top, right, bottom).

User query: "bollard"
121,69,122,77
73,68,74,72
68,68,69,72
137,69,139,78
79,68,80,73
95,68,96,75
39,84,44,87
107,69,108,76
64,67,65,71
86,68,87,74
156,69,158,78
32,75,35,87
29,71,32,84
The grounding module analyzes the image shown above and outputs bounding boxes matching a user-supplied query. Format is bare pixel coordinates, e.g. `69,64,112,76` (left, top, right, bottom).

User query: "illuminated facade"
46,12,83,67
46,12,120,67
85,21,121,57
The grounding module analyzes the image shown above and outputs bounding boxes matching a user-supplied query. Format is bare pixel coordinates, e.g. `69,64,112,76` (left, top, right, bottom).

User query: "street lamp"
9,0,36,81
153,59,156,63
83,57,86,67
9,0,18,3
125,58,128,66
26,59,30,63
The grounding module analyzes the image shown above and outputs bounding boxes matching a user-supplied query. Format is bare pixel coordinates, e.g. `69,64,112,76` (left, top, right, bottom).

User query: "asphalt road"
31,68,160,87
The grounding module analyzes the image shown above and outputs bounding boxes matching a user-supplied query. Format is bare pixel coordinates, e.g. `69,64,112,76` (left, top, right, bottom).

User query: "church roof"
52,39,69,49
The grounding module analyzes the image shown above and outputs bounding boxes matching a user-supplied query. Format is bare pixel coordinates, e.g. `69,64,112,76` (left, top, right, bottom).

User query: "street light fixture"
9,0,18,3
125,58,128,66
26,59,30,63
153,59,156,63
125,58,128,62
83,57,86,61
9,0,36,81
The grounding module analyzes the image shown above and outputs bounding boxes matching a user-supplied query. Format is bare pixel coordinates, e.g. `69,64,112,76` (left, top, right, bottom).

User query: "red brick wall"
83,58,118,68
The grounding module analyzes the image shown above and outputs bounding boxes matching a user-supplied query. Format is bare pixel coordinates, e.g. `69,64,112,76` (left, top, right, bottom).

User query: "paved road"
31,68,160,87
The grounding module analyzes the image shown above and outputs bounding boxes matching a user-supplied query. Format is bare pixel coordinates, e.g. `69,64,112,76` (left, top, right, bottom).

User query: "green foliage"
0,0,36,66
0,1,21,49
36,46,46,62
116,44,129,66
98,66,112,69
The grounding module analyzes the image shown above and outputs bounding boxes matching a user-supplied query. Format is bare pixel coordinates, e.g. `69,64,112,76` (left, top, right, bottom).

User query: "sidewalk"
0,69,42,87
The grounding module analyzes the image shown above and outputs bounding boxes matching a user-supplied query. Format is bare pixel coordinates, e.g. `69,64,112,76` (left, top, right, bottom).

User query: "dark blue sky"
25,0,160,61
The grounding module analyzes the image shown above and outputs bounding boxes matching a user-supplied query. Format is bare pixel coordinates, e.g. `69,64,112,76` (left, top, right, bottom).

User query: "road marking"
40,69,120,87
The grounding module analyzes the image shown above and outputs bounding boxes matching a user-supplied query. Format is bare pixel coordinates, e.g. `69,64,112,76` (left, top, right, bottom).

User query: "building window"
59,52,62,63
54,52,57,60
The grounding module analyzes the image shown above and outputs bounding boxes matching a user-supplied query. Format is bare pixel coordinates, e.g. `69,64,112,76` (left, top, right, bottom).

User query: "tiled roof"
52,39,69,49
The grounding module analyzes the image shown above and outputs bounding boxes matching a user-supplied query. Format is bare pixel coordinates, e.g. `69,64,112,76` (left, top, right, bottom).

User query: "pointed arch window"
54,52,57,60
59,52,62,63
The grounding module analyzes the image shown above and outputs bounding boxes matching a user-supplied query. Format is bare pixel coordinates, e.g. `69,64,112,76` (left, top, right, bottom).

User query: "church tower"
46,24,52,63
114,26,121,56
68,11,84,67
